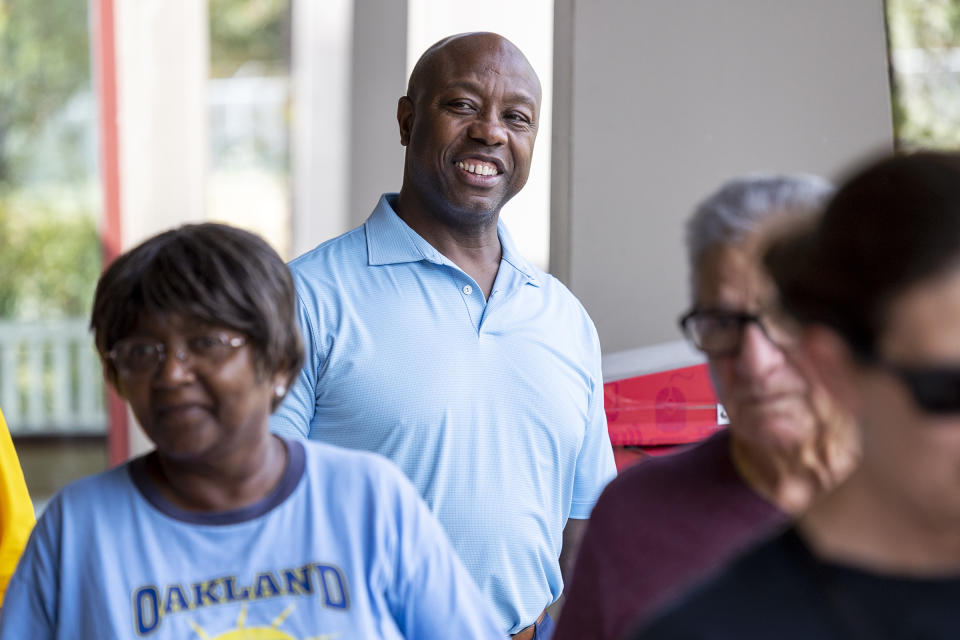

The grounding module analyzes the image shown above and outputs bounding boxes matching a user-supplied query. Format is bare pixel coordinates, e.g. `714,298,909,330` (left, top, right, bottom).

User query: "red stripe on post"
91,0,128,466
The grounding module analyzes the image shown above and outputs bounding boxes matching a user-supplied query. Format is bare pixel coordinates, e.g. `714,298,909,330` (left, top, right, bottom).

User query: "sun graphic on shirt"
190,603,340,640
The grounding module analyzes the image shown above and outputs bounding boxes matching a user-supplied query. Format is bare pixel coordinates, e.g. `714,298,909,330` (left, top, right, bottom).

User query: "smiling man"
271,33,616,639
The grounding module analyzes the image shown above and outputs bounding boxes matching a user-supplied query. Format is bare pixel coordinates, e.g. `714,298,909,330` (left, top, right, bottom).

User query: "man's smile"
453,154,505,187
455,158,501,176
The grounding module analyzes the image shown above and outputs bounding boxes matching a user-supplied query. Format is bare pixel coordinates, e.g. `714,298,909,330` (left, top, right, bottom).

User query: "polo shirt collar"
365,193,541,286
497,216,541,286
365,194,437,265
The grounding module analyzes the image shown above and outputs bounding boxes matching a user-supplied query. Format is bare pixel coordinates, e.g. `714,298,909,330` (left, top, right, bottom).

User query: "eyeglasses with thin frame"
678,308,799,358
107,332,246,378
867,359,960,415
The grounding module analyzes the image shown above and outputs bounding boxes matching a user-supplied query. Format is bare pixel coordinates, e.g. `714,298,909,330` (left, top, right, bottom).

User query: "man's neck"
799,469,960,576
395,192,503,298
730,421,859,515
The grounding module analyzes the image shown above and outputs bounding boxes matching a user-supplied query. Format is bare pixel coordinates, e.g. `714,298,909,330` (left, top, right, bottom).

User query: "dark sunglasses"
873,361,960,414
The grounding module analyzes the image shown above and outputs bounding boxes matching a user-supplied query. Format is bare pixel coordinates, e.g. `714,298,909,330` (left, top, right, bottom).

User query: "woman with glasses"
634,152,960,638
556,175,859,640
0,223,501,639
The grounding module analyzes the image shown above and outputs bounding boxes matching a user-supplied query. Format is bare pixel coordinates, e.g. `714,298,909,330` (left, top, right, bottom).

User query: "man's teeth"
456,161,499,176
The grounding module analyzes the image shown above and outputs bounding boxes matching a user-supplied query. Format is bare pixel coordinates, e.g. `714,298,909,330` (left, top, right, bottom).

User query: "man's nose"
735,322,785,378
467,110,507,146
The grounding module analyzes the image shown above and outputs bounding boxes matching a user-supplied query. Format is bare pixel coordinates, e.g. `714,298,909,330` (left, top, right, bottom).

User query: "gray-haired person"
555,175,861,640
635,151,960,640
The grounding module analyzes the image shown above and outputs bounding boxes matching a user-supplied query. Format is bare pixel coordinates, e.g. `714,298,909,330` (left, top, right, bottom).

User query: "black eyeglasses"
679,308,799,357
107,332,246,378
871,361,960,415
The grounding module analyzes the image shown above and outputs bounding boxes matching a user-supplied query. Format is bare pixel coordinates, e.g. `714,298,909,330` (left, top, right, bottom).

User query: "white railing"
0,319,106,435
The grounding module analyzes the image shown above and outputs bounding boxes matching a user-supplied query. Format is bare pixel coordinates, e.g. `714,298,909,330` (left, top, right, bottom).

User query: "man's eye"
448,100,474,111
505,112,532,125
701,315,739,332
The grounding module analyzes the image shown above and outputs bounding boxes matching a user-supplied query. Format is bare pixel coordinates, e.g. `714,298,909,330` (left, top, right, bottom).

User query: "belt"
511,610,547,640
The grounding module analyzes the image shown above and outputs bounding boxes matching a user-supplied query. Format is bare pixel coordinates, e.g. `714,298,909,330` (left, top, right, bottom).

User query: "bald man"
272,33,615,638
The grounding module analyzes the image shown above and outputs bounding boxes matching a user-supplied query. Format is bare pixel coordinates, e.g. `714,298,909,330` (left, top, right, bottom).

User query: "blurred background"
0,0,956,508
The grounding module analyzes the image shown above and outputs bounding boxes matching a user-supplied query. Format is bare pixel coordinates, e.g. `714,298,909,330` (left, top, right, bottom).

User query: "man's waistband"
511,609,547,640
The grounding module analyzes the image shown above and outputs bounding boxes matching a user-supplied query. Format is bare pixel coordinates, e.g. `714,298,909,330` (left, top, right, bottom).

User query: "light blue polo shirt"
271,194,616,634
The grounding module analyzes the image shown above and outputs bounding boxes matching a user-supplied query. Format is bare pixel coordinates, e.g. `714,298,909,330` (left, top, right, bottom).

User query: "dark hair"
766,152,960,358
90,223,304,399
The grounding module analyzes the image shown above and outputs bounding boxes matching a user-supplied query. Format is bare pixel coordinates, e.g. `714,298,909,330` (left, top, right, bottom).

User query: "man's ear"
397,96,413,146
802,325,863,416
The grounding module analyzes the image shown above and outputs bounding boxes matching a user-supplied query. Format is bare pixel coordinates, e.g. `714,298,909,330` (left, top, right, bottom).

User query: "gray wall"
349,0,408,226
552,0,894,353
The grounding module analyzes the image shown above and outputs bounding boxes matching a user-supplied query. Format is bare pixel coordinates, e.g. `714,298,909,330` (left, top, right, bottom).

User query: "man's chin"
439,199,500,229
729,399,815,447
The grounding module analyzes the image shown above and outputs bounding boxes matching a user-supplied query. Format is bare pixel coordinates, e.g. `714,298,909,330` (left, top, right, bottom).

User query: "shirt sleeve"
0,495,58,639
382,463,503,639
569,326,617,519
0,409,35,606
270,288,321,440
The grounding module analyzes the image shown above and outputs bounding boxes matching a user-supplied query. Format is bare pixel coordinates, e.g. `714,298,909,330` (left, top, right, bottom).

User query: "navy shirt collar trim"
128,437,305,526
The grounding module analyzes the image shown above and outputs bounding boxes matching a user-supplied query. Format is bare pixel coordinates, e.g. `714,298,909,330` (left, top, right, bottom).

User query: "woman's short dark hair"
90,223,304,398
766,152,960,359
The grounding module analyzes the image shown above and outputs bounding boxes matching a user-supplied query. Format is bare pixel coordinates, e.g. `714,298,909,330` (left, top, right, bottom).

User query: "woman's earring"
274,384,287,398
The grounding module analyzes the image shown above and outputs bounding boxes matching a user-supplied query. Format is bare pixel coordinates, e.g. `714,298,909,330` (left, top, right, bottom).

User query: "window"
0,0,107,507
886,0,960,149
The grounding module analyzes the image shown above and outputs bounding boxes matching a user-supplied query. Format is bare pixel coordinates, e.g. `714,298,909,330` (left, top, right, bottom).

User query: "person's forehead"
425,39,540,100
131,311,215,337
882,265,960,362
694,241,775,309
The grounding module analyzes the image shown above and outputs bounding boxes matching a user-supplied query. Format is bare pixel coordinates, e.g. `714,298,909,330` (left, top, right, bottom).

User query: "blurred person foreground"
556,175,860,640
635,151,960,639
0,407,34,606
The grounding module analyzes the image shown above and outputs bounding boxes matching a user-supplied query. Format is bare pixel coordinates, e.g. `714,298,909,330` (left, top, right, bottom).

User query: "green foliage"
0,1,100,320
886,0,960,150
0,0,91,183
0,192,100,319
887,0,960,49
209,0,290,78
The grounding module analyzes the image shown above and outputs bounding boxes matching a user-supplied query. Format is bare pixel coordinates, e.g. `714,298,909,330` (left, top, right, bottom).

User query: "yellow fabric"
0,409,35,605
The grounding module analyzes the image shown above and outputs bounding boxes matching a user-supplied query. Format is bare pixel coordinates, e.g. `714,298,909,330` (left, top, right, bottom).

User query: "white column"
114,0,208,247
114,0,209,456
290,0,354,256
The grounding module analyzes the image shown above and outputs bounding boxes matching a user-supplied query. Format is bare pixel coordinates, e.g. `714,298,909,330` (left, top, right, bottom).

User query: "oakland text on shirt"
131,561,350,636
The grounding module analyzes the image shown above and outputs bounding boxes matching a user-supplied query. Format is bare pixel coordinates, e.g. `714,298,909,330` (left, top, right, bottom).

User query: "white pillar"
290,0,354,256
114,0,208,247
113,0,209,456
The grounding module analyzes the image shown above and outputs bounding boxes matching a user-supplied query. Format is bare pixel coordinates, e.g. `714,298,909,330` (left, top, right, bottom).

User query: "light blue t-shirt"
0,439,502,639
271,194,617,634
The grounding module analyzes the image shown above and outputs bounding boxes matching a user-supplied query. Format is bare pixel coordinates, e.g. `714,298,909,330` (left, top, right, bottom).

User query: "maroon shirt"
554,429,787,640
